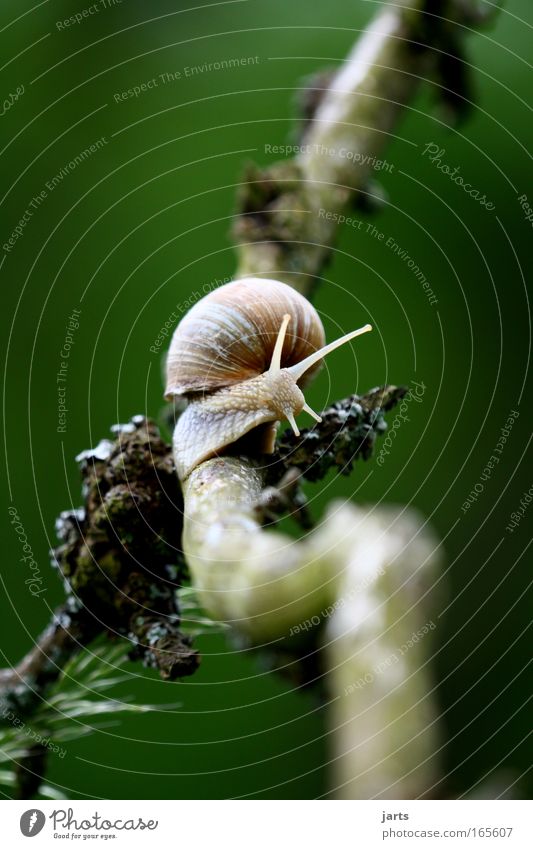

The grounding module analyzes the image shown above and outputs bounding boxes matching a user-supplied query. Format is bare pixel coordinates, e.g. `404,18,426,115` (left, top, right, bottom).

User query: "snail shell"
164,277,325,399
164,277,372,480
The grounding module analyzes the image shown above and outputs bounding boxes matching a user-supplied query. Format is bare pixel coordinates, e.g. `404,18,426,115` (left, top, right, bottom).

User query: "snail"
165,277,372,480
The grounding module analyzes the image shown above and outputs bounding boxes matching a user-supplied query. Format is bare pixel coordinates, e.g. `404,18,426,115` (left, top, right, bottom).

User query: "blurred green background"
1,0,531,799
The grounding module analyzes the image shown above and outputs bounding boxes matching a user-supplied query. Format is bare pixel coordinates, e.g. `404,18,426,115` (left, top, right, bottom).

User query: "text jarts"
381,812,409,823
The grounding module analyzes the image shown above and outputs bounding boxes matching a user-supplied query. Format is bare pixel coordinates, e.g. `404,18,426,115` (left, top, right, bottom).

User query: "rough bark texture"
0,389,401,714
1,417,199,719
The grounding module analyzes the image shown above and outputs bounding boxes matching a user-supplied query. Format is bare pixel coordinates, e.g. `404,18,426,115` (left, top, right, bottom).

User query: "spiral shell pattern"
165,277,326,398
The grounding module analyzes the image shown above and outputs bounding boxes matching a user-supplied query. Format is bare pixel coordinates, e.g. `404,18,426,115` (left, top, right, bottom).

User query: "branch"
1,0,497,799
234,0,454,290
181,0,491,634
178,0,494,797
0,388,399,714
273,385,406,482
0,418,199,717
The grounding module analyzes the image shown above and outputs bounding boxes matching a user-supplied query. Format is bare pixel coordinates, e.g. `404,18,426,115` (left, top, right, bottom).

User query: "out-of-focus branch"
323,506,443,799
233,0,495,293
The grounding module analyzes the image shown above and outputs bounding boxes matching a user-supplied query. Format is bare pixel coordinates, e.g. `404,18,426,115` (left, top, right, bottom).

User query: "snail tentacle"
302,402,322,423
287,323,372,382
269,313,291,373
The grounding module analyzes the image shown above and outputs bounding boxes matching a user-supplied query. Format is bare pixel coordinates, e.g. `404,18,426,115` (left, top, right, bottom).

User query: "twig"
0,418,199,718
0,388,400,714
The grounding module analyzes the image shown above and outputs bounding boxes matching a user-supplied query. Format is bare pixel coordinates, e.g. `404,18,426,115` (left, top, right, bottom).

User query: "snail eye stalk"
287,324,372,382
269,313,291,374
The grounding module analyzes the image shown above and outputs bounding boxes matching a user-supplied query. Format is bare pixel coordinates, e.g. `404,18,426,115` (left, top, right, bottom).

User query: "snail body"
165,277,371,480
